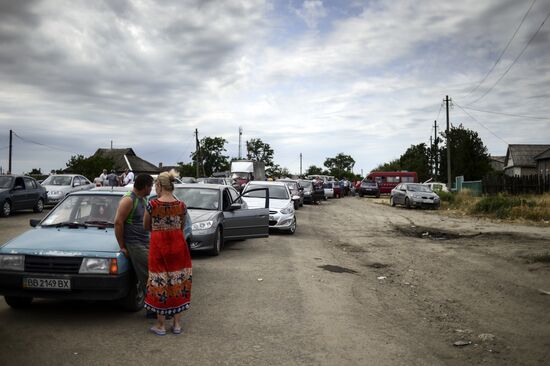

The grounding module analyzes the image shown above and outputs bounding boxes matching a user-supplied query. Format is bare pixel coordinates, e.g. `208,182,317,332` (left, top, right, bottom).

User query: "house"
489,155,505,172
535,148,550,178
504,144,550,177
93,148,160,174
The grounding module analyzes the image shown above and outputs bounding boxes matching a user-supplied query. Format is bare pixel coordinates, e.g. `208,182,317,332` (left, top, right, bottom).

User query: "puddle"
394,225,462,241
335,243,366,252
318,264,358,274
366,262,389,269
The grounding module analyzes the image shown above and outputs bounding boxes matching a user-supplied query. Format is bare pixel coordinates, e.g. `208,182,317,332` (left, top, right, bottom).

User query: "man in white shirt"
123,169,135,185
99,169,108,186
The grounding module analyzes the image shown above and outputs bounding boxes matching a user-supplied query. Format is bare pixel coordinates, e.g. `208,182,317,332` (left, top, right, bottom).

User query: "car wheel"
405,197,411,209
294,201,299,210
286,216,296,235
1,200,11,217
376,193,380,198
33,198,44,213
359,192,364,197
299,200,303,207
119,273,145,312
4,296,33,309
210,226,223,256
390,196,396,207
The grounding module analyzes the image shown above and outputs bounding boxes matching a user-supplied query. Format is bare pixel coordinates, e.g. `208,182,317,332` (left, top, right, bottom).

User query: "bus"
362,171,418,194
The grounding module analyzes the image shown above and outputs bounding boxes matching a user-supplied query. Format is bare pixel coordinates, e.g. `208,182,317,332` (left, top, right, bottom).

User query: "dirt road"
0,198,549,365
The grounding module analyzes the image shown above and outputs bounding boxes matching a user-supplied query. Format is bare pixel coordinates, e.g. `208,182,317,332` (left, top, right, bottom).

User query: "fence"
482,174,550,195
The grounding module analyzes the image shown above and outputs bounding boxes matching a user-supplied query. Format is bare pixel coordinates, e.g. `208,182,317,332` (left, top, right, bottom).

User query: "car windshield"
0,176,14,188
174,187,220,210
180,177,197,183
42,176,72,186
41,194,121,226
407,184,432,193
244,184,289,200
362,181,377,186
299,181,312,189
232,172,249,179
204,178,224,184
283,182,298,190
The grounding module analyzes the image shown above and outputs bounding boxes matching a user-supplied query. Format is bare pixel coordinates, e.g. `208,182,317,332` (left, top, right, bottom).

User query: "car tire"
294,201,299,210
33,198,44,213
210,226,223,256
1,200,11,217
299,200,303,207
376,193,380,198
4,296,33,309
286,216,296,235
390,196,396,207
405,197,411,209
119,273,145,312
359,192,364,197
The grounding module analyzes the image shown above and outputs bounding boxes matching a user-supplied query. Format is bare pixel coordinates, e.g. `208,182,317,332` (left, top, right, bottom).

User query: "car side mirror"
229,203,242,211
30,219,40,227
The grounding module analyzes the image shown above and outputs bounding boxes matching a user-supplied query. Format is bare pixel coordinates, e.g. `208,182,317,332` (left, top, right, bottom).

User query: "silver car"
390,183,440,209
173,184,269,256
241,181,296,234
41,174,95,205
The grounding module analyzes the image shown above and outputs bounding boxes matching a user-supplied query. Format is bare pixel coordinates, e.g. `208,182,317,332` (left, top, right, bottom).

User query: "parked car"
41,174,95,205
424,182,449,193
241,181,296,234
173,183,269,255
277,179,304,209
0,188,144,310
179,177,197,184
358,180,380,198
199,177,230,185
323,182,335,199
390,183,440,209
297,179,319,204
365,171,418,194
0,175,47,217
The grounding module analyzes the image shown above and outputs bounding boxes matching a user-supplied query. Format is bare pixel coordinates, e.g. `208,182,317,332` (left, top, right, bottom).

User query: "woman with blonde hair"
144,172,192,335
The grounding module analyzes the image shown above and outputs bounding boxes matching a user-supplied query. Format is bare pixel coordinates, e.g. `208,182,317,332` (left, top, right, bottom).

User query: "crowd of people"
94,169,135,187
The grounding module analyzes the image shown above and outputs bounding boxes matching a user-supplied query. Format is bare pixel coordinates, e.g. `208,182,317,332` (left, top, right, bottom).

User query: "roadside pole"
445,96,451,190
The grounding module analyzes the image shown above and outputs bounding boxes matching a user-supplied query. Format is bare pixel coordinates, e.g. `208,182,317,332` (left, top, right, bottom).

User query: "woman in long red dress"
144,172,192,335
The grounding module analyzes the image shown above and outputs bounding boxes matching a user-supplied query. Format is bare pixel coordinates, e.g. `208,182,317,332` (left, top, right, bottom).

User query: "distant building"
489,155,505,172
504,144,550,177
534,147,550,178
93,148,160,174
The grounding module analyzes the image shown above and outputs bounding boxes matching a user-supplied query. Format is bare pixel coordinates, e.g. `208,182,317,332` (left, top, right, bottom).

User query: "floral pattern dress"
144,199,192,315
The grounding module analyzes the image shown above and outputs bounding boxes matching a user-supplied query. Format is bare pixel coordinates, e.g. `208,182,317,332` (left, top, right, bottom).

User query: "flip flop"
171,326,182,335
149,326,166,336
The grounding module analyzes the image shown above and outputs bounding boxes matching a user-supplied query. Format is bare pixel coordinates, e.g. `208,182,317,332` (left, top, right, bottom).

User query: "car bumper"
359,189,379,196
0,270,131,300
269,212,294,230
410,198,440,208
188,228,218,252
45,196,63,205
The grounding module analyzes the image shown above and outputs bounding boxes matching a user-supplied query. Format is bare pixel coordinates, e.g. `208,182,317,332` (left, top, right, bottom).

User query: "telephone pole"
433,120,438,179
445,96,451,190
8,129,13,174
238,126,243,159
195,129,200,178
299,153,302,176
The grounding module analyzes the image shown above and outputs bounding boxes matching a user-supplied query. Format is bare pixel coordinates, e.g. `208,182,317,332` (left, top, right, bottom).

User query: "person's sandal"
149,326,166,336
171,326,182,335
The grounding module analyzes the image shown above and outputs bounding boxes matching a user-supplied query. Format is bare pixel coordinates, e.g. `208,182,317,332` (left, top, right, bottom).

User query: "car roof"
69,188,127,196
247,180,287,187
45,174,81,177
174,183,228,190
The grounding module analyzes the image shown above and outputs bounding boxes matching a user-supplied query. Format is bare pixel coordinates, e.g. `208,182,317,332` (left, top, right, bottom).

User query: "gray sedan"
390,183,440,209
173,184,269,256
41,174,95,205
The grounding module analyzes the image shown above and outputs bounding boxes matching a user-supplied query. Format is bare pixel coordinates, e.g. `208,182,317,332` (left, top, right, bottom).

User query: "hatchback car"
41,174,95,205
0,175,47,217
277,179,304,209
390,183,440,209
0,189,144,310
241,181,296,234
358,180,380,198
172,184,269,255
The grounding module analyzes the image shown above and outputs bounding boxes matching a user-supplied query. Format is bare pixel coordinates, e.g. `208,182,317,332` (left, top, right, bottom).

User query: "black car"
358,180,380,198
0,175,47,217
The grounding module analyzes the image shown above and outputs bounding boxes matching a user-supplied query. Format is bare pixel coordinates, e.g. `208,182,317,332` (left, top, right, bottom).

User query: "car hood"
242,197,290,210
188,209,218,222
42,185,71,192
409,191,439,198
0,227,119,256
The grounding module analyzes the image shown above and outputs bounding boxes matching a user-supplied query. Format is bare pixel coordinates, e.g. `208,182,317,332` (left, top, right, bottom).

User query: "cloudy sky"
1,0,549,176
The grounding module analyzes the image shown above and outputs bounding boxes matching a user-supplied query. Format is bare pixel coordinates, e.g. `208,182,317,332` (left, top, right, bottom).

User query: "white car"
241,181,296,234
424,182,449,193
41,174,95,205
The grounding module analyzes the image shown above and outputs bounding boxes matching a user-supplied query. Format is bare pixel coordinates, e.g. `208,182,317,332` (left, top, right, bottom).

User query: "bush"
472,195,538,219
438,191,455,203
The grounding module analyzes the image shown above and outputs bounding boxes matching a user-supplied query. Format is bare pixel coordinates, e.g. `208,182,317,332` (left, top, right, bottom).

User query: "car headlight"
192,220,214,231
79,258,113,274
412,194,423,199
280,205,294,215
0,254,25,271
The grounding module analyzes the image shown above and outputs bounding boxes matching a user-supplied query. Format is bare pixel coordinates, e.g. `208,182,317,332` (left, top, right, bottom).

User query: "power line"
12,132,74,153
454,102,509,145
467,10,550,105
458,104,550,120
463,0,537,99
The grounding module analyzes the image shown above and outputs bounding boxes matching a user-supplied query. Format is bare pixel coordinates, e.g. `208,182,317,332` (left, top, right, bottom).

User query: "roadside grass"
524,253,550,264
441,191,550,223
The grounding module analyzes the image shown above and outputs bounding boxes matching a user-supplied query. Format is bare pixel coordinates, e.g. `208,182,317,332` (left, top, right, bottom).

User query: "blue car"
0,188,148,310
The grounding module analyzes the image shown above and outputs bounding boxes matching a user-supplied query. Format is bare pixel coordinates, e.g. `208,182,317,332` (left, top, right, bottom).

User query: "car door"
394,184,404,204
10,177,29,210
222,187,269,240
23,177,40,209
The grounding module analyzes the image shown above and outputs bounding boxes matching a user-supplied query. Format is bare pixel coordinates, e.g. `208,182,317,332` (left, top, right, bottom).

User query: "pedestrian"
144,172,192,336
93,176,103,187
99,169,109,186
114,173,154,313
123,169,135,186
107,169,119,187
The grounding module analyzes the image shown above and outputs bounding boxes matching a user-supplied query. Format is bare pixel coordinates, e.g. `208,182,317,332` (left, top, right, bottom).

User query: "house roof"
534,147,550,161
489,155,506,163
505,144,550,168
93,148,160,173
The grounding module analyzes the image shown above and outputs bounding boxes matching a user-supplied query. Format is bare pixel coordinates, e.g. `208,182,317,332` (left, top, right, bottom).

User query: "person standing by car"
107,169,119,187
114,174,154,307
144,172,192,336
99,169,109,186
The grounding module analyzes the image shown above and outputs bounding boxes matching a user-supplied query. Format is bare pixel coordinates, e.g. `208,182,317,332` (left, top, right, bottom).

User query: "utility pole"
110,140,113,149
445,96,451,190
433,120,438,179
299,153,302,176
8,129,13,174
238,126,243,159
195,129,200,178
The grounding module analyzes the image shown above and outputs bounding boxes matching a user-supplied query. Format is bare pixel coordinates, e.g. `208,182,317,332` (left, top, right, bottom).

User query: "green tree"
177,162,196,177
246,138,274,167
438,124,492,182
65,154,115,181
372,158,401,172
305,165,324,176
399,143,431,182
190,137,229,177
324,153,355,178
26,168,42,175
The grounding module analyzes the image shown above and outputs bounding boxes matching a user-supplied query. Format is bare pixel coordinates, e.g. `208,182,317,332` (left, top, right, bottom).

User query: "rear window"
244,184,289,200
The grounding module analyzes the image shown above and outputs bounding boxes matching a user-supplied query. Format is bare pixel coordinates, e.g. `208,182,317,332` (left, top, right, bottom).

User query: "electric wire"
12,132,75,153
458,104,550,120
463,0,537,99
454,102,509,145
467,11,550,105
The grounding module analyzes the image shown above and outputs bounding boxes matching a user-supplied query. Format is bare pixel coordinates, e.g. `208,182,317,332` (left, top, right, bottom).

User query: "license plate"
23,278,71,290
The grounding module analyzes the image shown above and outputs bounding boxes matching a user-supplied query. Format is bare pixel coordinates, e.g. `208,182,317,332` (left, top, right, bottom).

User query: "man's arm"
143,209,152,232
114,197,133,257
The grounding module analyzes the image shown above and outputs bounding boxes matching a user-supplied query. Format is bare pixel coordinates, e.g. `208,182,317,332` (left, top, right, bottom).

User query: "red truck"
359,171,418,194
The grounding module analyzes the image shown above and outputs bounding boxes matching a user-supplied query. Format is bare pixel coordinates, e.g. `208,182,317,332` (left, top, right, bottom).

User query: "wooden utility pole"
300,153,302,176
445,96,451,189
8,129,13,174
433,120,438,179
195,129,200,178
